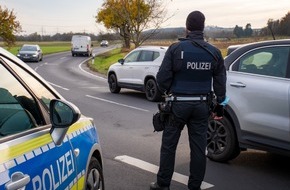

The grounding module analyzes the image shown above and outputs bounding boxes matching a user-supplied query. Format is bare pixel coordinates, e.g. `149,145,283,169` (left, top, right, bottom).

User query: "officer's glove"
213,104,224,117
212,96,229,119
220,96,230,106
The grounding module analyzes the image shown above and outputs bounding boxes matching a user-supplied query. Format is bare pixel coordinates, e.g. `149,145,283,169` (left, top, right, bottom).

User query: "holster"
152,101,172,132
158,101,172,113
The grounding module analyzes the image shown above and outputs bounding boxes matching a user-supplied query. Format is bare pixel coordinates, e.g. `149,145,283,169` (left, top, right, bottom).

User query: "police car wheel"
108,74,121,93
86,157,104,190
145,79,161,102
206,116,240,162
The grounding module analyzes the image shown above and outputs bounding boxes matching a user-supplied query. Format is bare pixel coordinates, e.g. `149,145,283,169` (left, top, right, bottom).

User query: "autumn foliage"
0,6,22,47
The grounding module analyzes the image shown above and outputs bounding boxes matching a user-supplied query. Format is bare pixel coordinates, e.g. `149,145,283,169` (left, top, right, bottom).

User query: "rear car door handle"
230,82,246,88
5,172,30,190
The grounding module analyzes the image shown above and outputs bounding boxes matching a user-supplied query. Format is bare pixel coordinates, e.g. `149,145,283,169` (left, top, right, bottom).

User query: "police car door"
0,57,78,190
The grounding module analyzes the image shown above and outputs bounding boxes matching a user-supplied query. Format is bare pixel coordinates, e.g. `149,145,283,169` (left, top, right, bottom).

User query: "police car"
0,47,104,189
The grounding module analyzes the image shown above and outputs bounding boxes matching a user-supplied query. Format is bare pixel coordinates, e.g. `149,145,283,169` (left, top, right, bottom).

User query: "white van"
71,35,93,56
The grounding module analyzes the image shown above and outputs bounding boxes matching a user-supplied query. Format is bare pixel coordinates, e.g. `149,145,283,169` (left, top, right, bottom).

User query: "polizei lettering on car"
32,150,75,190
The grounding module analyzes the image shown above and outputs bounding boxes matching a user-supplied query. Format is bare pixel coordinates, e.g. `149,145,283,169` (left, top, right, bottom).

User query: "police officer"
150,11,226,190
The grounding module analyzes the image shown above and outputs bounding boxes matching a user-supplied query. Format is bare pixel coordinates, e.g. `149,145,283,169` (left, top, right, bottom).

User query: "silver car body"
207,39,290,162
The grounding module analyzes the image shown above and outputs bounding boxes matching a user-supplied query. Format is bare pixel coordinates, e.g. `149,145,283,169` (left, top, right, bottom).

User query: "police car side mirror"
49,99,81,146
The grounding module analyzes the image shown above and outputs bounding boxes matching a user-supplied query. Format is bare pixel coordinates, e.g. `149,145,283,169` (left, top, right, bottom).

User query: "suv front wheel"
108,73,121,93
206,116,240,162
145,79,161,102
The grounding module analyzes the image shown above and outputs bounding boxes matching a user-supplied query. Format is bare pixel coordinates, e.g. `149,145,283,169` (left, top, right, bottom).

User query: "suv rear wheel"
108,74,121,93
145,79,161,102
206,116,240,162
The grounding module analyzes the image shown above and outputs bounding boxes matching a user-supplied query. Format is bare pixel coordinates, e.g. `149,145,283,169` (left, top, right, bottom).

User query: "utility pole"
41,26,44,41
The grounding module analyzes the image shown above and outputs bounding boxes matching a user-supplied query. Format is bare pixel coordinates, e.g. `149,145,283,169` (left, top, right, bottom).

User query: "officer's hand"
212,104,224,120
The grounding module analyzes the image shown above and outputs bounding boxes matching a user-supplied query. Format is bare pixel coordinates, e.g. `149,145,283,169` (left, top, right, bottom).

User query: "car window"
21,45,37,51
153,51,160,60
3,57,57,109
124,51,140,63
0,62,44,136
234,46,289,78
139,51,154,61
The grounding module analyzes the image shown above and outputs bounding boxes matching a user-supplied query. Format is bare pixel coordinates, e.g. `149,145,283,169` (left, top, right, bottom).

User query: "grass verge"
88,48,128,75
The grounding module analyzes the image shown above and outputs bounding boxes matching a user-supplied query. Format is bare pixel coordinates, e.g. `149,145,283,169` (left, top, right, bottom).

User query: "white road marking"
48,82,69,91
86,95,149,112
79,61,106,80
80,86,107,89
115,155,214,189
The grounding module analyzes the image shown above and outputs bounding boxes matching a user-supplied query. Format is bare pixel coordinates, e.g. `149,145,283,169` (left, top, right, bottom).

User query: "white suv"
107,46,168,101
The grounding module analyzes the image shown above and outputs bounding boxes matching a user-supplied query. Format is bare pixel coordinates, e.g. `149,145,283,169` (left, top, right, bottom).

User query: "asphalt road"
26,46,290,190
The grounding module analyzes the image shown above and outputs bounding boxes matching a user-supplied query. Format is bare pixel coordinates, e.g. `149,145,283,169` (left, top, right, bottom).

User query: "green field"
1,42,72,56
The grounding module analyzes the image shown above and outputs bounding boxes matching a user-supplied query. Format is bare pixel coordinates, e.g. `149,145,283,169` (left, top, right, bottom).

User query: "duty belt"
165,95,207,101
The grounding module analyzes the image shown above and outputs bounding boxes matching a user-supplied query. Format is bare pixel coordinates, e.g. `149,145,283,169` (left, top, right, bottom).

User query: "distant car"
107,46,168,101
17,44,43,62
207,39,290,162
0,47,104,189
100,40,109,47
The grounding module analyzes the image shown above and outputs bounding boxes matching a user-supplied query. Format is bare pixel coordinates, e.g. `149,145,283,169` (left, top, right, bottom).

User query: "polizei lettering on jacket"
187,62,211,70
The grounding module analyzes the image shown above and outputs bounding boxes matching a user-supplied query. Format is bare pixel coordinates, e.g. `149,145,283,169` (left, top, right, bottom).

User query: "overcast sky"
0,0,289,35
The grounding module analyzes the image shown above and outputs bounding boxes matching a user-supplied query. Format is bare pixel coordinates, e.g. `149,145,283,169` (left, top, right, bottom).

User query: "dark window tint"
0,62,41,136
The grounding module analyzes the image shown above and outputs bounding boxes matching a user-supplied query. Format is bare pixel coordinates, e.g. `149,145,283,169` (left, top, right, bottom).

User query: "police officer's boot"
150,182,170,190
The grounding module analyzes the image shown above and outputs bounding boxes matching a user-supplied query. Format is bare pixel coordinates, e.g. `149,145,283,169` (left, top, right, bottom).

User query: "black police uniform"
155,31,226,190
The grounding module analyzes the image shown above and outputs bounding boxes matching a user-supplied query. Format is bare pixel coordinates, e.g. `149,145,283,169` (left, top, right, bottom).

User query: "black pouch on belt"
152,101,172,132
152,111,166,132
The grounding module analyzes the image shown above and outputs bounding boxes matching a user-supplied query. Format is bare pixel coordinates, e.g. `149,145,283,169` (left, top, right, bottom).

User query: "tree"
96,0,169,48
279,12,290,36
260,11,290,37
0,6,22,47
233,25,244,38
244,23,253,37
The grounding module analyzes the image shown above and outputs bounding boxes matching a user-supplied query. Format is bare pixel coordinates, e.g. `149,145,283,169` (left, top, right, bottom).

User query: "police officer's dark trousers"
157,101,209,190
